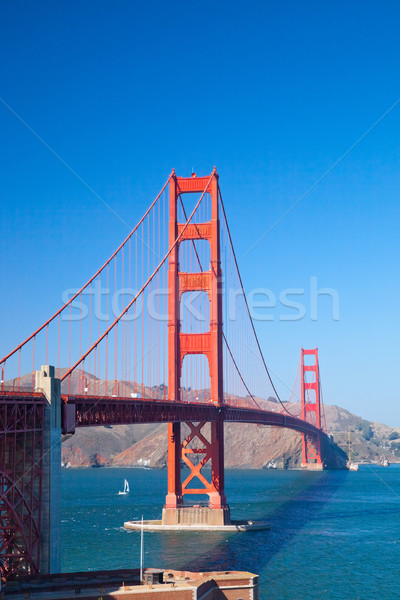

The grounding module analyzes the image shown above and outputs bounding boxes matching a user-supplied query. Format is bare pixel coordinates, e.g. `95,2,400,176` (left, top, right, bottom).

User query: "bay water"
61,465,400,599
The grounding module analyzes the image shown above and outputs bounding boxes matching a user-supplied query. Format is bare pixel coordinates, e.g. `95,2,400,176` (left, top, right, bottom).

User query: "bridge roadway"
0,391,324,439
60,394,324,439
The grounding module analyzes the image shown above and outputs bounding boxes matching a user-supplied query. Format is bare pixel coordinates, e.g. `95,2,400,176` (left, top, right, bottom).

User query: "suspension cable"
319,366,327,432
218,188,302,418
178,194,263,411
286,353,301,403
1,174,173,366
61,171,215,383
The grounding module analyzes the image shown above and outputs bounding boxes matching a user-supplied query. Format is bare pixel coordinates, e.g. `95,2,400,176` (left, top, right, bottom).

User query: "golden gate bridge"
0,169,334,581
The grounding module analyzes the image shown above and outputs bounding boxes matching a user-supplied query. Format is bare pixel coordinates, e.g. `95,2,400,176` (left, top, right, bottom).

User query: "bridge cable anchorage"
218,188,302,418
60,171,215,385
177,194,262,411
0,173,173,369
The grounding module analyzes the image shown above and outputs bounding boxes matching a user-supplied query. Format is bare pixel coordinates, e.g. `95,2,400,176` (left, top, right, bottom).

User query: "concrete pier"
35,365,61,574
162,505,231,527
125,515,270,532
301,462,324,470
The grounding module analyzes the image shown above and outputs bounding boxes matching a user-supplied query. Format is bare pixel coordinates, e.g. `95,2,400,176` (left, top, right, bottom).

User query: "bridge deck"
0,392,323,439
59,394,323,438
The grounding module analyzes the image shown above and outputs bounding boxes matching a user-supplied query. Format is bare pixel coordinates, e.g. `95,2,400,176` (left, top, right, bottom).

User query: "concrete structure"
2,568,259,600
124,518,270,532
162,505,231,527
34,366,61,574
302,462,324,471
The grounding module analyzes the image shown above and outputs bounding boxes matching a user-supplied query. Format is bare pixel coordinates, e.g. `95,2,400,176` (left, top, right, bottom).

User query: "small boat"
118,479,130,495
348,462,359,471
347,430,359,471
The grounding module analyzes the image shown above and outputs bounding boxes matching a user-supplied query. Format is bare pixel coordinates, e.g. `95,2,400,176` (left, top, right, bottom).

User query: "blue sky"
1,1,399,424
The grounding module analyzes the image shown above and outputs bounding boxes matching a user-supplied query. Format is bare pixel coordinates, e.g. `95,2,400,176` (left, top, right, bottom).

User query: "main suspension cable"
62,171,215,383
218,189,302,418
178,193,262,411
1,174,173,366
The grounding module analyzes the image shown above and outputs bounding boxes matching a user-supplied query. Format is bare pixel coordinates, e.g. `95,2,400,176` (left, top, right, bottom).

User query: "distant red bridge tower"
301,348,323,469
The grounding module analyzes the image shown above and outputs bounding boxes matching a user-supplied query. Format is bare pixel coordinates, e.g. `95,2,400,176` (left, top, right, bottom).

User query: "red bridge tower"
163,169,230,526
301,348,324,470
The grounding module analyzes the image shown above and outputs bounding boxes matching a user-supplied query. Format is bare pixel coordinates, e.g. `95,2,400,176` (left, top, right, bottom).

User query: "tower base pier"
124,516,269,532
162,505,231,527
301,462,324,471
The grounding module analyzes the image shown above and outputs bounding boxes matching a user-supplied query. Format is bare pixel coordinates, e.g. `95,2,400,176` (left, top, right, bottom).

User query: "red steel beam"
59,394,325,439
0,394,45,581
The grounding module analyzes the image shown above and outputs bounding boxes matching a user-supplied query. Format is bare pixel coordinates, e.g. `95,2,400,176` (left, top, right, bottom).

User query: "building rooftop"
2,567,259,600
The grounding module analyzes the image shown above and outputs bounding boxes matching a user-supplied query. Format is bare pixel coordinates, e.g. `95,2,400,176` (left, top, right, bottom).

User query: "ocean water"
61,466,400,599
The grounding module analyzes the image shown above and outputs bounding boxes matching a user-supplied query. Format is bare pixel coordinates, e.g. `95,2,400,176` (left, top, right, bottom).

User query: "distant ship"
118,479,130,495
348,462,359,471
347,431,359,471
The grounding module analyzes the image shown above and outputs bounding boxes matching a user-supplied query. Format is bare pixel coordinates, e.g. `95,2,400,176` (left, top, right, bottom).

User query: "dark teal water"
61,466,400,599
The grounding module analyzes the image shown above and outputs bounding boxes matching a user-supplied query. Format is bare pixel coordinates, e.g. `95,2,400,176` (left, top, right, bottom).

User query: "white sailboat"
347,431,359,471
118,479,130,495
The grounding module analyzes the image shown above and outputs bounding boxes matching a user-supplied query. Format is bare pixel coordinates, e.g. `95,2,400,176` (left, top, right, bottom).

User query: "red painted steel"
0,394,45,581
166,170,226,509
59,394,327,438
301,348,322,466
